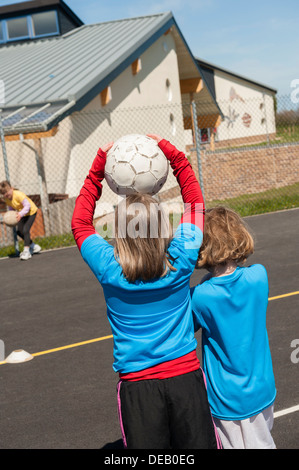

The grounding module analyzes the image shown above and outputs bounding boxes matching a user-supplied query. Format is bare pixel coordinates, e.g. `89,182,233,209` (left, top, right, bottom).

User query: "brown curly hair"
197,206,254,270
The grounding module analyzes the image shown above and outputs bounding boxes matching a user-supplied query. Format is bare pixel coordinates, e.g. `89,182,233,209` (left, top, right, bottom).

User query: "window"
0,11,59,43
200,128,209,143
32,11,58,37
199,128,218,144
6,17,29,40
170,113,176,136
166,79,172,102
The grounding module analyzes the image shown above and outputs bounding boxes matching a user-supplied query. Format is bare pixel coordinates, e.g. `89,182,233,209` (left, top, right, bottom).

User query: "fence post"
19,135,51,237
263,93,270,146
34,138,51,236
0,115,20,255
190,97,205,200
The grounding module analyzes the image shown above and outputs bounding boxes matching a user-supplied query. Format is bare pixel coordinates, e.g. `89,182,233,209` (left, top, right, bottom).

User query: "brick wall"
189,143,299,201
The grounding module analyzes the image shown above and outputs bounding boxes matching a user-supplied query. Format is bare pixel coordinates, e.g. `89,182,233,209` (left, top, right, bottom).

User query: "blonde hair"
114,193,176,283
197,206,254,270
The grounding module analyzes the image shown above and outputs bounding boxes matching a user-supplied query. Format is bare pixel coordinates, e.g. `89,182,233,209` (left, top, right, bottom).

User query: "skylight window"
6,17,29,40
0,10,59,43
32,11,59,37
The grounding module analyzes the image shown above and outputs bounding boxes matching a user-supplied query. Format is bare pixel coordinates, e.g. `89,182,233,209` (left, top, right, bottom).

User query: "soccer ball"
104,134,169,195
3,211,18,227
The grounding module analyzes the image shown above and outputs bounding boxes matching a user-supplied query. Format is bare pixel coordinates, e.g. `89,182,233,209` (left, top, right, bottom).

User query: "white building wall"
1,32,186,213
63,32,185,210
214,71,276,142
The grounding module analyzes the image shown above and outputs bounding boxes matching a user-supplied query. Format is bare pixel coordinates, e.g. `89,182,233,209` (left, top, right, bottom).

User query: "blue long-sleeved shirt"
72,139,205,374
81,223,202,373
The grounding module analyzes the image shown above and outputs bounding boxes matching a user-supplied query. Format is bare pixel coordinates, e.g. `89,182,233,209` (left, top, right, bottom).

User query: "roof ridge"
88,11,171,25
196,56,277,93
62,11,172,38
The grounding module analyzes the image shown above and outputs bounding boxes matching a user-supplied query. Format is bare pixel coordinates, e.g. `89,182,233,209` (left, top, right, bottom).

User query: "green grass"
276,124,299,144
211,125,299,152
1,183,299,257
0,232,76,258
206,182,299,217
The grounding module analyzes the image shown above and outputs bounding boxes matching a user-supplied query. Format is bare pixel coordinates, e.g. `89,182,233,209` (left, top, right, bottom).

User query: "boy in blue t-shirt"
191,206,276,449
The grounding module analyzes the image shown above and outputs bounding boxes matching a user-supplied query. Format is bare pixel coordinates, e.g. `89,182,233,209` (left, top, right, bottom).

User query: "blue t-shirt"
81,223,202,373
191,264,276,420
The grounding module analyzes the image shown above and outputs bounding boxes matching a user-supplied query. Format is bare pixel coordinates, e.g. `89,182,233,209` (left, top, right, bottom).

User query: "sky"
1,0,299,95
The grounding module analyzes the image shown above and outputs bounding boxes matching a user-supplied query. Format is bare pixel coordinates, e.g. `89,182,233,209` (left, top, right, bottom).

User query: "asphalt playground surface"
0,208,298,450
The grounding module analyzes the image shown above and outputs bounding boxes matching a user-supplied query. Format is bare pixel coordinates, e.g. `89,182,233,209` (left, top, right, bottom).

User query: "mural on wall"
224,87,252,129
242,113,252,127
225,106,240,128
229,87,245,103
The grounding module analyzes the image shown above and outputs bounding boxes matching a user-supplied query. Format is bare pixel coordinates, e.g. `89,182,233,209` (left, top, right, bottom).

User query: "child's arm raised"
71,142,113,250
147,134,204,232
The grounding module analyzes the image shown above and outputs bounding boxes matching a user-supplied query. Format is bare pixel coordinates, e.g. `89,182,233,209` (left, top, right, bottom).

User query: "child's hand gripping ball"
3,211,18,227
104,134,169,196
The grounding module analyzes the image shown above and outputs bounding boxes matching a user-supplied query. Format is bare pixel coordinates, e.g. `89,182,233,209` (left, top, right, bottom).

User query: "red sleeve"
158,139,204,231
71,148,107,251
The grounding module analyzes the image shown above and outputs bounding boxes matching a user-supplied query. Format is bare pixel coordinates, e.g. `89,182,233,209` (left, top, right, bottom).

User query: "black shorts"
117,368,220,449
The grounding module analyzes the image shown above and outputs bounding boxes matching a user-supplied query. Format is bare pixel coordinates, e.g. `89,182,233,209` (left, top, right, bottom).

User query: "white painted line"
274,404,299,418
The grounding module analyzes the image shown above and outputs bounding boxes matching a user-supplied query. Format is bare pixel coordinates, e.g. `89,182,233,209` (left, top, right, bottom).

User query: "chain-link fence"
0,94,298,255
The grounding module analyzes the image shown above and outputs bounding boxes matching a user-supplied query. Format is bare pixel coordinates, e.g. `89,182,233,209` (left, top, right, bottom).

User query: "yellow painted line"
31,334,113,358
268,291,299,301
0,334,113,366
1,290,299,366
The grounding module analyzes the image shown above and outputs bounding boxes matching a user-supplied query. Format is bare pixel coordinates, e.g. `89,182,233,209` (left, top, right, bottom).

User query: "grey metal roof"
0,12,174,134
0,12,220,135
2,13,174,106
